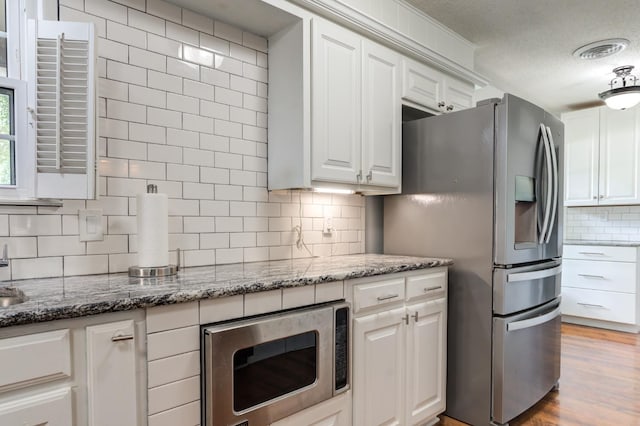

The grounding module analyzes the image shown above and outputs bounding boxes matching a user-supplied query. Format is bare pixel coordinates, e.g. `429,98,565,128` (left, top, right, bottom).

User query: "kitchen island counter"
0,254,452,327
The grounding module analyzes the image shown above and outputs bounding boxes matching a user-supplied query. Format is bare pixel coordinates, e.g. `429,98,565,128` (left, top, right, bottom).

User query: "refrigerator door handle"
506,265,562,282
506,306,561,332
544,125,559,244
538,123,553,244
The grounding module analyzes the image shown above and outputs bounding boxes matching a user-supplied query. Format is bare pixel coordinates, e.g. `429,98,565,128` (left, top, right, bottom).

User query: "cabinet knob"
402,314,409,325
599,195,604,199
356,170,362,181
413,312,419,322
366,170,372,182
446,105,454,111
593,196,597,199
438,101,445,108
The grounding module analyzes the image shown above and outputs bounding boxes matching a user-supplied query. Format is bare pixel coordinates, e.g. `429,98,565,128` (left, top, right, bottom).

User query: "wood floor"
437,323,640,426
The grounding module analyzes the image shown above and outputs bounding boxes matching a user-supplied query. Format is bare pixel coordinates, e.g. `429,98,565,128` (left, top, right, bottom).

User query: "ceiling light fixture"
573,38,629,60
598,65,640,110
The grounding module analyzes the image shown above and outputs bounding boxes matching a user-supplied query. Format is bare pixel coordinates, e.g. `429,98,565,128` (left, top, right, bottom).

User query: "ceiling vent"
573,38,630,60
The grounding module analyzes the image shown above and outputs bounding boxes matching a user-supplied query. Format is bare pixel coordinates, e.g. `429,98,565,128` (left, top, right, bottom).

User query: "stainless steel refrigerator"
383,94,563,426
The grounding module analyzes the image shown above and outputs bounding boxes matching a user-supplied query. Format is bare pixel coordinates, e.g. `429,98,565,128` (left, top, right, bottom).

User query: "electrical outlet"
323,216,333,234
79,209,104,241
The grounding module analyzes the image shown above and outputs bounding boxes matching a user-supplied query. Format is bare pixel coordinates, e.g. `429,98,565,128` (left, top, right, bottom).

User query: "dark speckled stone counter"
564,239,640,247
0,254,451,328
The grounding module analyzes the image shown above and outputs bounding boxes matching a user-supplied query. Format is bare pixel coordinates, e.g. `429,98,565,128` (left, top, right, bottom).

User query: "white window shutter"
27,20,97,199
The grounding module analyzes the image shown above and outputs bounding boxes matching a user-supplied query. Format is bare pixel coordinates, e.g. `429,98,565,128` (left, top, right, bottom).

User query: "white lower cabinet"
271,391,352,426
349,268,448,426
0,311,145,426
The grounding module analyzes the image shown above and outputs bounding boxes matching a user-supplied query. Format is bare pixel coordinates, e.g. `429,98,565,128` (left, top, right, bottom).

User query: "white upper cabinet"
402,57,474,114
563,106,640,206
311,19,363,185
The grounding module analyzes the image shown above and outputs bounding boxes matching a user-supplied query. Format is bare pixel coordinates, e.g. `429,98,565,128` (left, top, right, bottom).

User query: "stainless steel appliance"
202,301,350,426
383,94,563,425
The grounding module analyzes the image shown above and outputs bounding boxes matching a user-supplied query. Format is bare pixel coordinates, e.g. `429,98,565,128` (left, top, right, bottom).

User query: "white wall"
564,206,640,242
0,0,365,280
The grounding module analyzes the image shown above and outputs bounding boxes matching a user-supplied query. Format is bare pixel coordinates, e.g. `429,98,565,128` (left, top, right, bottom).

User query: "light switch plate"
79,209,104,242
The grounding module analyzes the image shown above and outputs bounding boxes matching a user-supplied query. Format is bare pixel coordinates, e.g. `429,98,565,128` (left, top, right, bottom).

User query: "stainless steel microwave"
202,300,350,426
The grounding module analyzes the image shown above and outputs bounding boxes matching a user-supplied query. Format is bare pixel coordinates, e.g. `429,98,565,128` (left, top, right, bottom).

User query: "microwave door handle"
538,123,553,244
507,306,561,332
545,125,559,244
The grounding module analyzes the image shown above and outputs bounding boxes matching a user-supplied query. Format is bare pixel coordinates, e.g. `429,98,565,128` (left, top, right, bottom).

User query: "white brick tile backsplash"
200,167,229,184
167,58,199,81
13,0,364,280
166,22,199,46
167,128,199,148
147,33,183,59
167,93,199,114
148,107,182,129
97,38,128,63
60,6,107,37
128,9,166,36
200,67,229,88
129,48,167,73
148,70,183,94
200,33,229,55
242,32,268,53
214,21,243,45
107,61,147,86
130,123,166,144
167,164,199,182
85,0,127,24
108,138,147,160
183,45,214,68
10,215,61,236
147,0,182,24
12,257,63,280
107,21,146,49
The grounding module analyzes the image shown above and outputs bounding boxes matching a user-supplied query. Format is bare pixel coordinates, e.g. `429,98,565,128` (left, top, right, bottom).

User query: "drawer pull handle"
577,302,605,308
377,294,399,301
578,252,605,255
578,274,605,279
424,286,442,292
111,333,134,342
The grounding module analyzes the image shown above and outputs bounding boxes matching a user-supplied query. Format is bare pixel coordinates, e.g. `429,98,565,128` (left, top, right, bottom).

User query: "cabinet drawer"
562,259,636,293
563,245,637,262
561,287,636,324
353,277,405,313
0,329,71,392
406,270,447,302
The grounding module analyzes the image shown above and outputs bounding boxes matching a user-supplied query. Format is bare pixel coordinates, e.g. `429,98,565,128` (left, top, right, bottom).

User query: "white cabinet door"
353,307,406,426
442,76,474,112
598,107,640,205
406,299,447,425
0,387,72,425
311,18,362,184
401,57,442,112
271,392,352,426
86,320,138,426
361,40,401,188
563,108,600,206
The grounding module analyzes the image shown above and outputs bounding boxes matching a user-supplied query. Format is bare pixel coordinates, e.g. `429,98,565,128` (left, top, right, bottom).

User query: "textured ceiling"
405,0,640,114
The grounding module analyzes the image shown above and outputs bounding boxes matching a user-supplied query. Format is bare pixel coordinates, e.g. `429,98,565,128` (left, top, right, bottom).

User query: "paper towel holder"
128,185,179,278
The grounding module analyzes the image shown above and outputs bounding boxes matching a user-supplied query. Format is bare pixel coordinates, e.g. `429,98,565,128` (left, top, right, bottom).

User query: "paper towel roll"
136,192,169,267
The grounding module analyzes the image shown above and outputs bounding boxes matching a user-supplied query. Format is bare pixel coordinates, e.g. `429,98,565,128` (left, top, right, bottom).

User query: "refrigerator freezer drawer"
492,299,561,424
561,287,636,324
493,260,562,315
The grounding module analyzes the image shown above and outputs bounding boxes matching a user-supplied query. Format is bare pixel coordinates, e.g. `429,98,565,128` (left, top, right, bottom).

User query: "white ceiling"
405,0,640,115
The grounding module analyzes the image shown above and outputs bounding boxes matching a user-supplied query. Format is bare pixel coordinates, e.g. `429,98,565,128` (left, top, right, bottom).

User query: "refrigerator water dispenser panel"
515,175,538,249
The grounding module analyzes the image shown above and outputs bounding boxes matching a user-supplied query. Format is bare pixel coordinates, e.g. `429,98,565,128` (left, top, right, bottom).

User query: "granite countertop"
564,240,640,247
0,254,452,328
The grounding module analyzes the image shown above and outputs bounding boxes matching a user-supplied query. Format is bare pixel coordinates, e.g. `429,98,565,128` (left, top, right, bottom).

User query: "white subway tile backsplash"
128,9,166,36
166,21,199,46
182,9,213,35
129,48,166,73
107,21,146,49
85,0,127,24
147,34,183,59
12,0,364,281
